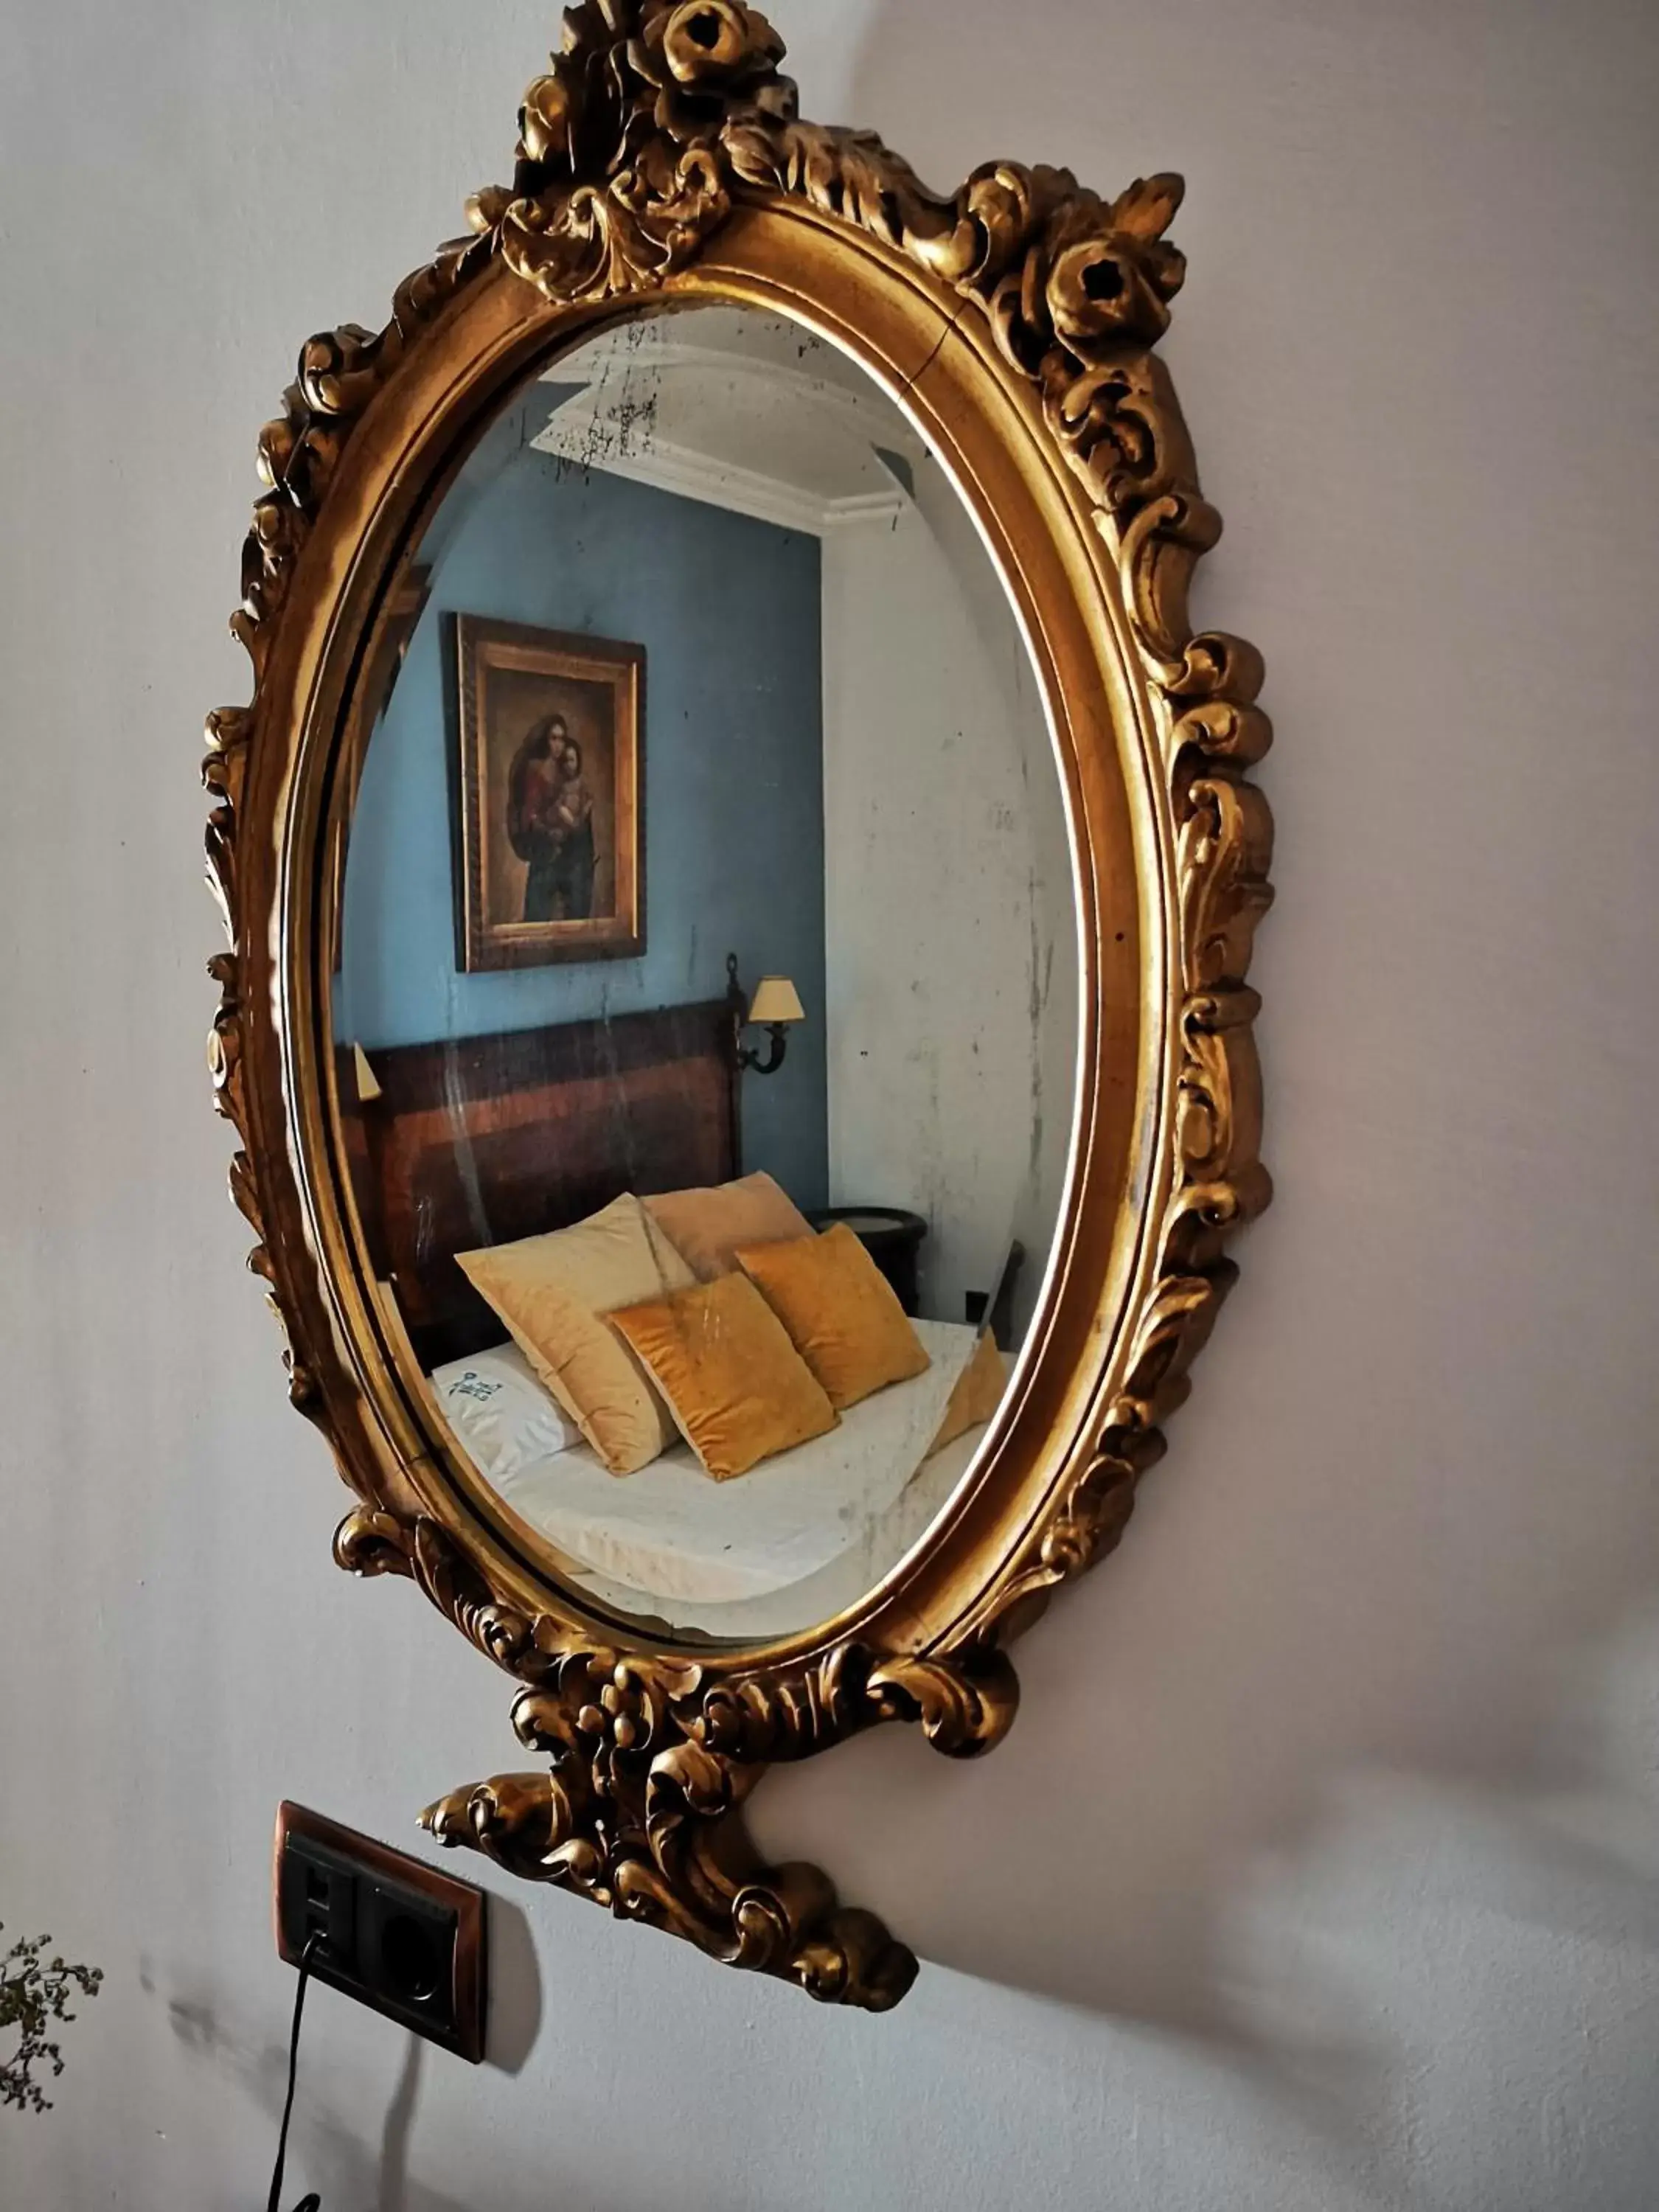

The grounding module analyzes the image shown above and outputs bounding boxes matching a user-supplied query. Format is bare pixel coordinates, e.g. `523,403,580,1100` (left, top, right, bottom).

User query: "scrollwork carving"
420,1753,917,2009
470,0,793,303
335,1510,540,1674
866,1652,1020,1758
385,1538,921,2007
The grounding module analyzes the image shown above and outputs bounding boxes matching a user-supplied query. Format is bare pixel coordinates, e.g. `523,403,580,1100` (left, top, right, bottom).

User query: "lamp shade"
748,975,805,1026
352,1042,383,1103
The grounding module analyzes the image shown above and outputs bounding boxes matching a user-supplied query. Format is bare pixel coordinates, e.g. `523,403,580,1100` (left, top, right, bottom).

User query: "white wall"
821,458,1077,1332
2,3,1657,2209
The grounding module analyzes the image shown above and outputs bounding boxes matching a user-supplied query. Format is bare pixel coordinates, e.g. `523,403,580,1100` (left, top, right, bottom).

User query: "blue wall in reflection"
335,445,828,1209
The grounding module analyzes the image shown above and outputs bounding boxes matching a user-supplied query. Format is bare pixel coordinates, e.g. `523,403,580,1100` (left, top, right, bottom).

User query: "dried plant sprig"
1,1925,103,2115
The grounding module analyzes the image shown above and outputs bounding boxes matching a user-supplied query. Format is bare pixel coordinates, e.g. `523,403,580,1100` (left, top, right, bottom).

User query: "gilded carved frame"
206,1,1272,2012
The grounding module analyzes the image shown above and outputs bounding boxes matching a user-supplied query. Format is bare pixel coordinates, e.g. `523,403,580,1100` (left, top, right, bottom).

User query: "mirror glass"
330,304,1078,1642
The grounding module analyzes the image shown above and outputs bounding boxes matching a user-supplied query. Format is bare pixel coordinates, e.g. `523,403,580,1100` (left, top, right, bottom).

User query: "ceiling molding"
540,335,928,463
532,414,911,537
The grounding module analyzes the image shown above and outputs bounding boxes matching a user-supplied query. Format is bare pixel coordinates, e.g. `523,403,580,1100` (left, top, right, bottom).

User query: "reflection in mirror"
330,305,1078,1642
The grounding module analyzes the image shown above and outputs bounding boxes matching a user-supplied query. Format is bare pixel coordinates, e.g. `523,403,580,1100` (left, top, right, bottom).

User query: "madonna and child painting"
451,613,644,971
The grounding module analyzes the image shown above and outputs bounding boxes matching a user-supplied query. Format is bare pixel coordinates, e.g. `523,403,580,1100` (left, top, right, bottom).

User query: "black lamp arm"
739,1026,790,1075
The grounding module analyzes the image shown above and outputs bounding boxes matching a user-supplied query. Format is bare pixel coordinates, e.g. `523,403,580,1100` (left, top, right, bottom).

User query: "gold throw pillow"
736,1222,931,1411
609,1273,838,1481
643,1170,812,1283
456,1194,695,1475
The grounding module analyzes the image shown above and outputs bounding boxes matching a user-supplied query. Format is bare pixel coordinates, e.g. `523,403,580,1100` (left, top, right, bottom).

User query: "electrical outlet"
273,1803,487,2062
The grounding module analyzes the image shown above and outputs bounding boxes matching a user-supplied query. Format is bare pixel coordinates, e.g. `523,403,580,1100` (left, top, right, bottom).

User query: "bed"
342,1000,1004,1633
341,996,739,1370
439,1315,999,1633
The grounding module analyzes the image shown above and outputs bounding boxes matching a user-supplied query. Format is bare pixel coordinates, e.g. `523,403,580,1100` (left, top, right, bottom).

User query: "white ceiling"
532,307,928,537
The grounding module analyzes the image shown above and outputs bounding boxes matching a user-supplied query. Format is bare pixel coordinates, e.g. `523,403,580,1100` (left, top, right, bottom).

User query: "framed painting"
449,613,644,971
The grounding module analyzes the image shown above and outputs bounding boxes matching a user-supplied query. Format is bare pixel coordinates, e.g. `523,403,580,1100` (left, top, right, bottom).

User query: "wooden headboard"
340,998,737,1370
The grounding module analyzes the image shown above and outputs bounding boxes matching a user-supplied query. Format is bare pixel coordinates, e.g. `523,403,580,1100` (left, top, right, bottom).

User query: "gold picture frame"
204,1,1273,2012
451,614,644,972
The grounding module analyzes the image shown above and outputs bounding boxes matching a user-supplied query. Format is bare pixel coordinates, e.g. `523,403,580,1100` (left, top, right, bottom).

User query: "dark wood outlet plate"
273,1801,488,2063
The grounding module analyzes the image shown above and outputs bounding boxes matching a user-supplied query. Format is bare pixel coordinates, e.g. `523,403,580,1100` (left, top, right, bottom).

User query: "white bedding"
445,1317,994,1627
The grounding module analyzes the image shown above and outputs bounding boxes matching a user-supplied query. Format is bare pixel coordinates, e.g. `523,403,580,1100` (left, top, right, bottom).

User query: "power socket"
273,1803,487,2062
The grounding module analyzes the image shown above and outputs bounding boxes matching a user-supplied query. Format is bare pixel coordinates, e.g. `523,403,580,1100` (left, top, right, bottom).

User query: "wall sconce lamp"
727,952,805,1076
351,1043,383,1104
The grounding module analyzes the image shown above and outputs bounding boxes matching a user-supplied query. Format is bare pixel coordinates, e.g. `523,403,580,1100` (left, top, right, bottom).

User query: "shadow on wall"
755,4,1659,2203
147,1893,553,2211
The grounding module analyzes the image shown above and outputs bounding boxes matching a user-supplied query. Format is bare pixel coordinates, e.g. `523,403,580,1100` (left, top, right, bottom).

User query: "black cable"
267,1932,324,2212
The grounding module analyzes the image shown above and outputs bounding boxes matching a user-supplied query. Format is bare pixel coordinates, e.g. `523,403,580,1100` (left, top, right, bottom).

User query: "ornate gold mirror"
206,1,1272,2011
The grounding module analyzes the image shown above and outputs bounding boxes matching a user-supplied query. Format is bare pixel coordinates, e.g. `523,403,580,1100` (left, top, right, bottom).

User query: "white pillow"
430,1342,579,1482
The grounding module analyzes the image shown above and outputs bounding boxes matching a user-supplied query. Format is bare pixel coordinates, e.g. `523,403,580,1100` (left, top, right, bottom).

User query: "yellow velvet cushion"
736,1222,931,1411
927,1326,1008,1455
609,1273,838,1481
456,1194,695,1475
643,1170,812,1283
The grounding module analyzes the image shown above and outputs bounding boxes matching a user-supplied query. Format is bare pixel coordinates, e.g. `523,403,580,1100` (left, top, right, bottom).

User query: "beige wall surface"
2,3,1656,2208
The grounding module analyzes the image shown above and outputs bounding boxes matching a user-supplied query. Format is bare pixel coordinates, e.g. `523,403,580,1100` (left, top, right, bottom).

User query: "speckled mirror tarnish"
205,1,1273,2010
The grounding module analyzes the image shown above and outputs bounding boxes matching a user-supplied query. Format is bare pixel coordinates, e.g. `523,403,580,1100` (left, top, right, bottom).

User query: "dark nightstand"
807,1206,928,1316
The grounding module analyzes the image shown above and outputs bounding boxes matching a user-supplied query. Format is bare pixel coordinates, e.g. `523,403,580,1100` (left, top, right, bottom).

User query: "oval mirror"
209,4,1271,2011
329,303,1077,1644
